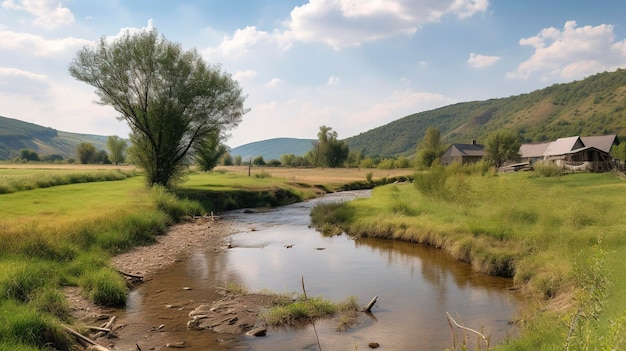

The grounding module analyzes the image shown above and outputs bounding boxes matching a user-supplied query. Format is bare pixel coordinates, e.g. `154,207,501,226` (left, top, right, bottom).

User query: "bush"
533,160,563,177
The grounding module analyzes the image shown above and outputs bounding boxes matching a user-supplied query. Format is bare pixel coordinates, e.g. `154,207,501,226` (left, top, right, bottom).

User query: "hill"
230,138,315,161
345,69,626,157
3,68,626,161
0,116,108,160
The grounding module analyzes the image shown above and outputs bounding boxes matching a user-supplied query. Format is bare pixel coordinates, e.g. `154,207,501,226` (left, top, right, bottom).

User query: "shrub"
533,160,563,177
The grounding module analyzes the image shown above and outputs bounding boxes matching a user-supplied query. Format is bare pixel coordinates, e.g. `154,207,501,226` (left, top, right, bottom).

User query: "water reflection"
113,191,520,351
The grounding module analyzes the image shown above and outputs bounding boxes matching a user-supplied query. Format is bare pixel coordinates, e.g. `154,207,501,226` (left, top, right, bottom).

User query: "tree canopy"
107,136,127,165
69,28,247,186
309,126,349,168
415,127,445,169
484,129,521,169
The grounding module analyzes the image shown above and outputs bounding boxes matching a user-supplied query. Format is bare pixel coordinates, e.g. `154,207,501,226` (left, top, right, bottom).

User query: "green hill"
345,69,626,157
0,116,108,160
230,138,315,161
3,68,626,161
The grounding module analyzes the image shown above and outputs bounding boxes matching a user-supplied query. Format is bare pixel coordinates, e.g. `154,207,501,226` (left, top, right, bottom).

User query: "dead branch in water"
302,276,322,351
63,325,111,351
446,312,490,350
365,296,378,313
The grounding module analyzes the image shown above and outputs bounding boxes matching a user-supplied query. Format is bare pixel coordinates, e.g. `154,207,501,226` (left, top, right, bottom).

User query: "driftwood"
63,326,111,351
446,312,490,350
365,296,378,313
116,270,144,280
95,316,117,338
87,326,111,333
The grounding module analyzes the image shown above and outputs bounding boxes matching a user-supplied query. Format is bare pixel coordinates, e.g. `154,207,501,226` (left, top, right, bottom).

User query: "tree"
484,129,521,169
69,28,247,187
196,129,228,172
415,127,445,169
19,149,39,161
312,125,349,168
234,155,242,166
107,136,128,165
76,142,97,164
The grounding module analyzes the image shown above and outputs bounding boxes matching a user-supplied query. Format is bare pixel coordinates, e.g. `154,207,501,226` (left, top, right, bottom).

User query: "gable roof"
580,134,618,153
543,136,585,156
451,143,485,156
519,142,551,159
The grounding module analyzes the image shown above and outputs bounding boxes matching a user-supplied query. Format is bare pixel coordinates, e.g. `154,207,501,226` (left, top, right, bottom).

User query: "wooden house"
519,134,618,172
440,140,485,165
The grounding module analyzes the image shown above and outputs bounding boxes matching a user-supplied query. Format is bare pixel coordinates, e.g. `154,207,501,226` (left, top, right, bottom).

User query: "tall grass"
0,169,136,194
311,170,626,349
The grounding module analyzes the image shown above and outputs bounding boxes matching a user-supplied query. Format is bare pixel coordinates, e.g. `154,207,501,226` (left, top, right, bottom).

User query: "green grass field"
312,169,626,350
2,165,624,350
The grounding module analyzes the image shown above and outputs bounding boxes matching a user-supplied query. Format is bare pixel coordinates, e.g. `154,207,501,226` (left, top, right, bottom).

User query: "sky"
1,1,626,148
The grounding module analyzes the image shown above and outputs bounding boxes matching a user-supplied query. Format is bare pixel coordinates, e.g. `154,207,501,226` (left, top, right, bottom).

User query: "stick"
117,270,144,280
95,316,117,338
63,326,111,351
87,326,111,332
445,312,489,349
365,296,378,313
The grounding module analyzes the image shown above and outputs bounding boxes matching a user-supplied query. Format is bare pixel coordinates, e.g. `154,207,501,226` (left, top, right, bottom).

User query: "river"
118,190,521,350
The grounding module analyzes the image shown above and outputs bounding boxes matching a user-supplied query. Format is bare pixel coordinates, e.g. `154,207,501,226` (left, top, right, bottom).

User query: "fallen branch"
116,270,144,280
365,296,378,313
87,326,112,333
63,325,111,351
95,316,117,338
446,312,489,350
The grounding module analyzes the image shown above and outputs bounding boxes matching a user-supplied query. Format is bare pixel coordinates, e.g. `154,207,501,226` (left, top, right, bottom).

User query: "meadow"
1,163,622,350
311,166,626,350
0,164,412,350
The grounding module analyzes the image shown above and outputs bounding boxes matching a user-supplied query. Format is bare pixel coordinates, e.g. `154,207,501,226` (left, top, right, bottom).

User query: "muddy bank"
66,216,244,350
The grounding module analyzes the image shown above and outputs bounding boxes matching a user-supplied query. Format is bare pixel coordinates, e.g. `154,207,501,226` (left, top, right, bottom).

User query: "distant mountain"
230,138,315,161
3,68,626,161
0,116,108,160
345,69,626,157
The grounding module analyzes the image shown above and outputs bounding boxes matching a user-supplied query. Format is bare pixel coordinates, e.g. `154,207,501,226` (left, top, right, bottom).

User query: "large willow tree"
69,29,247,187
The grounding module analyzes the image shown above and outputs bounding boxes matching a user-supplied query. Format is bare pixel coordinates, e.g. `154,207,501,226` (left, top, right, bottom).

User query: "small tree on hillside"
415,127,445,169
484,129,521,169
19,149,40,161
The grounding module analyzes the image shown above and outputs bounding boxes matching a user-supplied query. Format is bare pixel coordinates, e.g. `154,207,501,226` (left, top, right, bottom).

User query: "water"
117,190,521,350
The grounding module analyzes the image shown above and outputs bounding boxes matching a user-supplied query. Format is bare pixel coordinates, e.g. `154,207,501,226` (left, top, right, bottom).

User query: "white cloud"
327,76,340,85
508,21,626,81
0,29,90,56
468,53,500,68
365,89,455,124
203,26,272,60
0,67,49,95
282,0,490,49
105,19,156,44
2,0,74,28
233,69,257,81
265,78,283,88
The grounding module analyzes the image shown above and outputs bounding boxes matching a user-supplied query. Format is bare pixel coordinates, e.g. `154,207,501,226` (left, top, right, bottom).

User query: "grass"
311,170,626,350
0,164,405,350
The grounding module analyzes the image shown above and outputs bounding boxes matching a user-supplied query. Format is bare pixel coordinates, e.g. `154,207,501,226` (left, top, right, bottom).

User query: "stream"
117,190,522,350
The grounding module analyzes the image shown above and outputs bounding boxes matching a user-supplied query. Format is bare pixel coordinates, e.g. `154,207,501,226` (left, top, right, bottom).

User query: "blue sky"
1,1,626,148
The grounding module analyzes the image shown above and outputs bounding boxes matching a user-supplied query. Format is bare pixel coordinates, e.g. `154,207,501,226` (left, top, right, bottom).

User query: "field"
1,163,624,350
311,168,626,350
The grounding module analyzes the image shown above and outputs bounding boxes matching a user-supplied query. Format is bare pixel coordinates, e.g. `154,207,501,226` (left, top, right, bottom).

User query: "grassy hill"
0,116,108,160
346,68,626,157
3,68,626,161
230,138,315,161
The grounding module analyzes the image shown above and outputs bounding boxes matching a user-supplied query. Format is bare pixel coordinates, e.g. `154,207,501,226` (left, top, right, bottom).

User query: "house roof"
519,142,551,159
543,136,584,156
580,134,618,153
452,143,485,157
